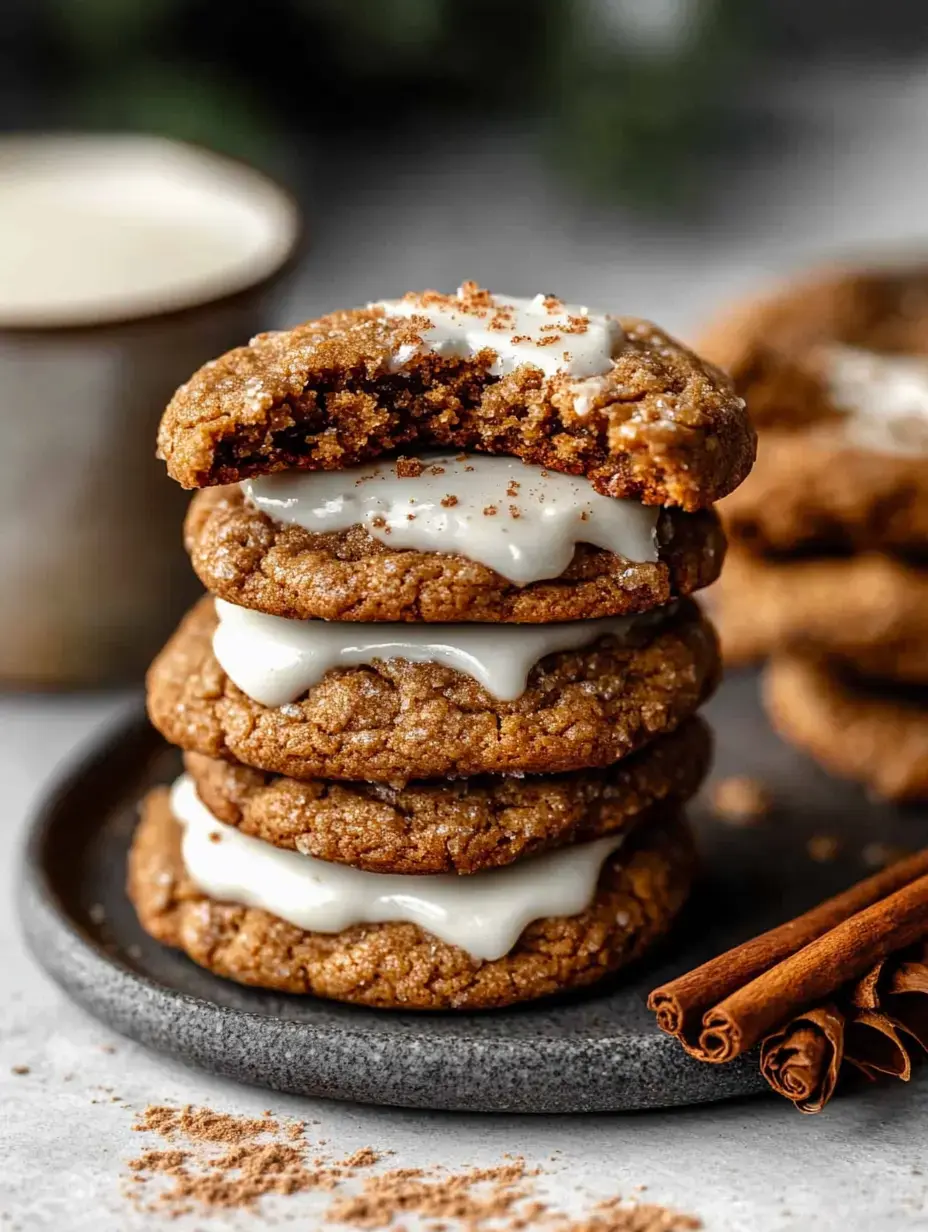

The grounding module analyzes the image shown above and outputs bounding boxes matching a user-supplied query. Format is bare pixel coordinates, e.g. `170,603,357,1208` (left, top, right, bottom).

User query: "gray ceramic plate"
18,671,928,1113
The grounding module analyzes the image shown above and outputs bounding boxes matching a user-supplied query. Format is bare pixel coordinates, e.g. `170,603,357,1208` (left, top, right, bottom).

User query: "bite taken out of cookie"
158,284,755,511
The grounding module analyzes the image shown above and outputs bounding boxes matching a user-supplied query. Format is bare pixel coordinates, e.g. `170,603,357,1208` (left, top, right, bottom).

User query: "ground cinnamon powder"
126,1104,363,1216
125,1103,700,1230
325,1160,536,1228
133,1103,279,1143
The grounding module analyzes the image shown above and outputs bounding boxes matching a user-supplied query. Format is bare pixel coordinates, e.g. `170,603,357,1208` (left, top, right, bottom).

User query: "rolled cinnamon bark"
885,946,928,1053
648,849,928,1049
845,1010,912,1083
696,871,928,1061
759,1005,845,1114
760,945,928,1112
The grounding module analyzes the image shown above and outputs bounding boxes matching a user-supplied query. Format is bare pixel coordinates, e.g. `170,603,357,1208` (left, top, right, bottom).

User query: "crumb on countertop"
709,776,772,825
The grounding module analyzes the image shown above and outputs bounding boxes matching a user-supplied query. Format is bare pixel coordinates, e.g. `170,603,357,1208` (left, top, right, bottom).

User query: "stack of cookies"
703,266,928,801
130,284,754,1010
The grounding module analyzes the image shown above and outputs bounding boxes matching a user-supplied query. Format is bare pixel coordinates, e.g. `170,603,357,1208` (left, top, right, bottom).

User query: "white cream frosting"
826,345,928,456
173,774,622,961
242,453,659,587
374,285,623,378
212,597,662,707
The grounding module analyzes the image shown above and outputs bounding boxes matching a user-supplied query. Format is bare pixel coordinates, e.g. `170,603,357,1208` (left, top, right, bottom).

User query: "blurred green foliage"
32,0,753,207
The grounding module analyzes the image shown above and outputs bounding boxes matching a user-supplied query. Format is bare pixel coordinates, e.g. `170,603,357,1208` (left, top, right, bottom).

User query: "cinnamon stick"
759,1005,845,1114
845,1010,912,1083
761,944,928,1111
697,870,928,1061
842,959,912,1082
648,848,928,1051
883,943,928,1052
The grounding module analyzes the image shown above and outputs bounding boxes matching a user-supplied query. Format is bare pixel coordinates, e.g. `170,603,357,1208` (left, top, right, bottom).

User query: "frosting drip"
211,598,663,707
374,284,623,378
173,774,623,961
242,453,659,587
827,345,928,456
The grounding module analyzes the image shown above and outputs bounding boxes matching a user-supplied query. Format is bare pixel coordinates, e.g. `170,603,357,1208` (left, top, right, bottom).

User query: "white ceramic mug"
0,135,301,686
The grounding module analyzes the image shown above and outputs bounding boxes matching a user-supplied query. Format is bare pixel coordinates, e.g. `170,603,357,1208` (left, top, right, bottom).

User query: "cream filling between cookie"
373,286,624,378
212,597,669,706
242,453,660,587
172,774,623,961
826,345,928,456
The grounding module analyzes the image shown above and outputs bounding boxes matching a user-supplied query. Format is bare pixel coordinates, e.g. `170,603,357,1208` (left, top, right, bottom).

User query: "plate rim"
16,708,767,1113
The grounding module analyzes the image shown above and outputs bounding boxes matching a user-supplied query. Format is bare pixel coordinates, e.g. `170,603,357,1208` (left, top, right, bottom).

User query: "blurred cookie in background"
701,263,928,797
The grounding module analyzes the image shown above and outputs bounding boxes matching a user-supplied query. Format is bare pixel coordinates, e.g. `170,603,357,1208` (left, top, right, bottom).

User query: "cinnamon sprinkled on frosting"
373,283,623,378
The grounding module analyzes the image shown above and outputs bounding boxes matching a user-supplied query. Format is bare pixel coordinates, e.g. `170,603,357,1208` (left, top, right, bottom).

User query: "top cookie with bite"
157,283,754,512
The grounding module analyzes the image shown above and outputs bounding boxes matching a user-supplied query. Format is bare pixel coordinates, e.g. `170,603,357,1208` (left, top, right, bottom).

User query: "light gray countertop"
6,63,928,1230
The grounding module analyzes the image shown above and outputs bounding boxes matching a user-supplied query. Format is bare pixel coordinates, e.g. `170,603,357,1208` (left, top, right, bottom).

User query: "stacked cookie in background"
131,284,755,1010
702,266,928,801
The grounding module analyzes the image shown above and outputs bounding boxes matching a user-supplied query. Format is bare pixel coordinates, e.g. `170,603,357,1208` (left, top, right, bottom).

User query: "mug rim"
0,133,305,336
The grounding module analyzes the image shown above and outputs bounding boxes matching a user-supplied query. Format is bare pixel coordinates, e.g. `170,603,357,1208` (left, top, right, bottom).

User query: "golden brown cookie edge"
157,305,754,511
127,787,695,1010
146,596,721,783
184,486,726,623
182,715,712,874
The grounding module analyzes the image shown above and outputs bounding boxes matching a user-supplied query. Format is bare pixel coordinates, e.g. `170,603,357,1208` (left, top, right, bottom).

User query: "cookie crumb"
807,834,842,863
10,1065,29,1076
395,457,423,478
440,494,458,508
709,776,771,825
861,841,912,869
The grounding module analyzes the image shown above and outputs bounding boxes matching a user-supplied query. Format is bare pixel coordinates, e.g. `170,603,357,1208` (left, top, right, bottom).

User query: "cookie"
700,264,928,430
157,286,754,511
185,484,725,623
764,655,928,802
721,427,928,557
183,715,711,875
715,550,928,683
127,787,695,1009
147,597,720,784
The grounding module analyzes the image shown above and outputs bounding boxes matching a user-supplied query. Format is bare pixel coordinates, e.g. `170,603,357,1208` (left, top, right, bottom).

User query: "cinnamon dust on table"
124,1103,700,1228
125,1106,376,1216
133,1104,279,1144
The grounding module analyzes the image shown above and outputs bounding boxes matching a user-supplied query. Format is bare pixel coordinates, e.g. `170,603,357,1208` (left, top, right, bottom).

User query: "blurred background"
7,0,928,320
3,0,928,685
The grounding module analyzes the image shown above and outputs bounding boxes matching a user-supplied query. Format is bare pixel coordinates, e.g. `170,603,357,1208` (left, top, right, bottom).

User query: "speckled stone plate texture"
19,671,928,1113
